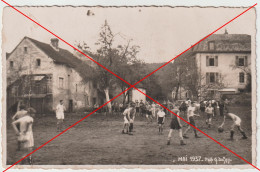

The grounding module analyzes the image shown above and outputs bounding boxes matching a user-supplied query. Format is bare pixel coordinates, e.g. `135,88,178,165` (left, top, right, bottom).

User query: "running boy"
157,107,166,134
183,101,201,138
219,112,247,140
167,105,186,145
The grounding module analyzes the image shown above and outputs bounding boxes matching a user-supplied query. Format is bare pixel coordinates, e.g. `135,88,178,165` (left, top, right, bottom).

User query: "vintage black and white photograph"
2,5,256,169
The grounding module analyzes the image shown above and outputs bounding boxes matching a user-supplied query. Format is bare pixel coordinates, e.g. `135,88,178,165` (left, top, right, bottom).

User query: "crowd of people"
121,98,248,146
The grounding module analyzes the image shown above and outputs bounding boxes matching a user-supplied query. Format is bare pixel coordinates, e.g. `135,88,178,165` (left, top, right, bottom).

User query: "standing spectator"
135,100,140,116
179,101,187,117
151,102,156,118
219,100,225,116
56,100,66,132
200,101,206,116
139,100,145,117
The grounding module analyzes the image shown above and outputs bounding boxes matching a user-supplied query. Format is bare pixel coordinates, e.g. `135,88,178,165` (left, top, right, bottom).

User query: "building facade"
193,32,251,100
6,36,101,114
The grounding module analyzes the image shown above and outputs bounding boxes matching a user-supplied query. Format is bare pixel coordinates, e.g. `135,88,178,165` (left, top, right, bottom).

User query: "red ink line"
2,1,257,171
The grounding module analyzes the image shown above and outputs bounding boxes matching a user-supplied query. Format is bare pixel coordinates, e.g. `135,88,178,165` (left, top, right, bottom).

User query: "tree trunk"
104,88,112,113
174,83,180,100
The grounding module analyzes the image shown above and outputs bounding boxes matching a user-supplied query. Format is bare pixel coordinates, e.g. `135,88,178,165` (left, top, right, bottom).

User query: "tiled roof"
192,34,251,53
27,37,95,79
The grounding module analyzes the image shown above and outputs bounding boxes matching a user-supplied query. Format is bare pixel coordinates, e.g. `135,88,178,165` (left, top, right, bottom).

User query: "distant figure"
219,100,225,116
157,107,166,134
139,100,145,116
205,103,214,128
179,101,188,116
135,100,140,116
12,109,35,165
56,100,66,132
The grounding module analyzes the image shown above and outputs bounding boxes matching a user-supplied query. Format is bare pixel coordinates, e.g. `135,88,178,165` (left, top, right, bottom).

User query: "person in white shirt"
157,107,166,134
205,103,214,128
12,111,35,165
183,101,201,138
56,100,66,132
122,103,136,135
220,112,247,140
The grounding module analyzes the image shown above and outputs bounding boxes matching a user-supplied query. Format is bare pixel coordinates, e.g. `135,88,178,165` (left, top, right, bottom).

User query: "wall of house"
52,64,99,111
6,38,55,83
6,38,55,113
196,52,251,90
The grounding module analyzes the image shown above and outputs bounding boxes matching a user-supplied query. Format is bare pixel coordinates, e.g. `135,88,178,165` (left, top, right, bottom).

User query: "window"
239,72,245,83
236,56,248,66
206,56,218,67
209,58,215,66
206,72,219,84
24,47,28,53
36,59,41,67
209,73,215,83
208,41,215,50
59,77,64,88
10,61,14,68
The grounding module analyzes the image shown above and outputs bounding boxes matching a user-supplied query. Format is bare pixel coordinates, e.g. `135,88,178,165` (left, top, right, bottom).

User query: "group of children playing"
122,99,248,145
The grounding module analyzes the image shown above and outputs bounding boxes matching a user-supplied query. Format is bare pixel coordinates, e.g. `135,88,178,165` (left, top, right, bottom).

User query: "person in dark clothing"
219,100,225,116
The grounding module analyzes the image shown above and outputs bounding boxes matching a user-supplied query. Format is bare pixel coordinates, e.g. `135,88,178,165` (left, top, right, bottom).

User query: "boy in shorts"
167,105,186,145
183,101,201,138
205,103,214,128
157,107,166,134
220,112,247,140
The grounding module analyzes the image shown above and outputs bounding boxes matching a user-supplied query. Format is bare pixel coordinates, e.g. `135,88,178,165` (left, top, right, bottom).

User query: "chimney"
50,38,59,50
224,28,228,34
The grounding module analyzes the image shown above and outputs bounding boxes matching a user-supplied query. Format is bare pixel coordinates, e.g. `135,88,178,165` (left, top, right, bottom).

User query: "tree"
77,20,141,112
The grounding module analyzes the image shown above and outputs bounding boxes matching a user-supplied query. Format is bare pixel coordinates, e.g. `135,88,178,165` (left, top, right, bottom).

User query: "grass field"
6,105,252,166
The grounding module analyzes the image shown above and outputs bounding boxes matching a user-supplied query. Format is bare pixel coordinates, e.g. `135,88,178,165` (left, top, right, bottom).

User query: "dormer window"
208,41,215,51
24,47,28,53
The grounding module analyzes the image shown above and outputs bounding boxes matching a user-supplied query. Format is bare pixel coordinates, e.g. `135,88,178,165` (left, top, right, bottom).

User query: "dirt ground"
6,105,252,166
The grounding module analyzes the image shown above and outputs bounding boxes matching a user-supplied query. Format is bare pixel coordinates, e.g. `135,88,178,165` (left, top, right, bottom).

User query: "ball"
218,126,224,133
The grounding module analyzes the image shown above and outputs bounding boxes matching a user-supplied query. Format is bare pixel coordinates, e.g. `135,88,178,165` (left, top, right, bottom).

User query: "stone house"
6,36,102,114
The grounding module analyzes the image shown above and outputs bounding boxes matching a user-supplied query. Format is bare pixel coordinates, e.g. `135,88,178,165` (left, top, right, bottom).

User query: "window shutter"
206,56,209,66
235,56,239,66
245,56,248,66
206,73,209,84
216,73,219,83
215,56,218,66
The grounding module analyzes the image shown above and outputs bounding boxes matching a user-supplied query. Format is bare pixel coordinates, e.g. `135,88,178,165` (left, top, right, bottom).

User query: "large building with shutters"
193,32,251,99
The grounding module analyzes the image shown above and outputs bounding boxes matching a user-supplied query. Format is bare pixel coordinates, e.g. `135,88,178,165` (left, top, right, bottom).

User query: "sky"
2,6,256,63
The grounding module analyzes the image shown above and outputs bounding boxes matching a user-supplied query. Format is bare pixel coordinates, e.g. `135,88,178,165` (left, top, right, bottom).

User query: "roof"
26,37,95,80
192,34,251,53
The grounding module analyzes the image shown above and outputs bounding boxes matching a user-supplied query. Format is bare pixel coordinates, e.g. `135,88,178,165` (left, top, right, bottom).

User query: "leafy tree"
77,20,141,112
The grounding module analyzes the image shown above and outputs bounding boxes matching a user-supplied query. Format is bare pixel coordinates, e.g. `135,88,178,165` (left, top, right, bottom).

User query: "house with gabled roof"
6,36,102,114
173,31,251,101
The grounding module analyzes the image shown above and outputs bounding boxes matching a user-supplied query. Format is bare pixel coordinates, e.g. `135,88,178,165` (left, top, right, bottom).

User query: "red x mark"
2,1,258,171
